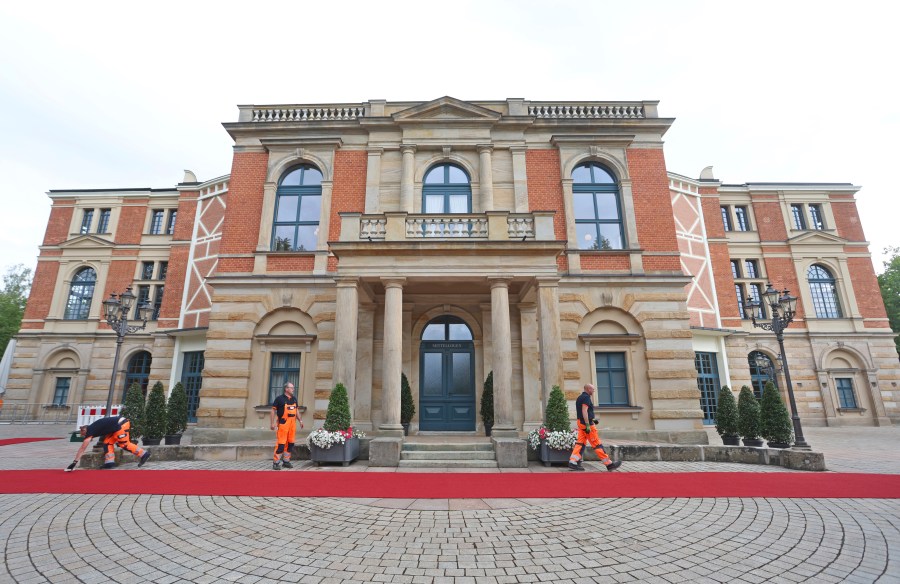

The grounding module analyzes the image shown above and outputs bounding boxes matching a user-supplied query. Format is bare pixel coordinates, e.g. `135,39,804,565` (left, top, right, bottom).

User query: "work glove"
65,461,77,472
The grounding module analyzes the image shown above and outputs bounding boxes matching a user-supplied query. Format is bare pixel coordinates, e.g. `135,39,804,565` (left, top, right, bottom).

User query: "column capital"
535,276,561,287
487,276,514,289
367,147,384,156
400,144,417,155
381,277,407,289
509,145,527,154
477,144,494,154
333,276,360,287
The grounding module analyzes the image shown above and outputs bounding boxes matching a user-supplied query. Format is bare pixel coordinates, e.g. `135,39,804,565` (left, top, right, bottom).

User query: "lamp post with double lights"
745,283,811,449
102,287,153,416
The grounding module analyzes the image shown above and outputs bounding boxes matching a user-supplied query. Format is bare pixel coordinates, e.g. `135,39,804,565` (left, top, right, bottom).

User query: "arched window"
421,315,473,341
572,163,625,250
64,267,96,320
272,165,323,252
422,164,471,214
123,351,152,397
808,264,842,318
748,351,778,399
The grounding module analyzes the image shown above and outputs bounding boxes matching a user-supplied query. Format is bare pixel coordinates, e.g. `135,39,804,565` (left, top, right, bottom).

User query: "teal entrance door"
419,316,475,431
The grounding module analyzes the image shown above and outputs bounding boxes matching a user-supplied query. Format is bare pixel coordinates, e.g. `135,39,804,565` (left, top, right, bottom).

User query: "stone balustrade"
340,212,554,242
250,105,366,122
527,103,645,119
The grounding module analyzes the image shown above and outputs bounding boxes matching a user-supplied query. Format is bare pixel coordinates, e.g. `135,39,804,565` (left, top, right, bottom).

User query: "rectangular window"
158,261,168,281
80,209,94,234
165,210,177,235
744,259,759,279
731,260,741,279
791,204,806,230
836,378,857,409
594,352,628,406
96,209,111,233
748,283,766,319
181,351,205,422
721,206,732,232
134,285,151,319
141,261,155,280
694,352,721,424
268,353,300,404
734,206,750,231
150,210,165,234
809,204,825,230
735,284,746,318
153,285,164,320
53,377,71,406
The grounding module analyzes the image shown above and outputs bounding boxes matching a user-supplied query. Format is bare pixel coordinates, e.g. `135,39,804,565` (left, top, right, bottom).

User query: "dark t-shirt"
272,394,298,420
85,417,124,438
575,392,594,425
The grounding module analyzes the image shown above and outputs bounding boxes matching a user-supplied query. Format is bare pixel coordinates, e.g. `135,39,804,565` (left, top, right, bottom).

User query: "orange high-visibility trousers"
569,422,613,467
273,405,298,462
101,420,145,464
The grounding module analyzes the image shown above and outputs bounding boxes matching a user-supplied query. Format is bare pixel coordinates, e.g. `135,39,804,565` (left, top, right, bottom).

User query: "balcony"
338,211,556,242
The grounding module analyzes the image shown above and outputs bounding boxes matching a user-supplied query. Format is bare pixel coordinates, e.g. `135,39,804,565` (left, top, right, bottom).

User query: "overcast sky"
1,1,896,278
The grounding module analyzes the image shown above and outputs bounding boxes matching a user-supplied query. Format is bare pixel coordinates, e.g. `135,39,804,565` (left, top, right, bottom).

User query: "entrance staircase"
399,441,498,469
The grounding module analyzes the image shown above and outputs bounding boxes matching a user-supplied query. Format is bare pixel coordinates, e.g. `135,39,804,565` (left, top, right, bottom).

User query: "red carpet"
1,470,898,498
0,438,60,447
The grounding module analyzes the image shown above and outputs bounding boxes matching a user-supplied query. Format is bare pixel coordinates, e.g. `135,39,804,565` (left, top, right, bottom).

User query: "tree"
400,373,415,425
0,264,33,355
143,382,168,440
545,385,571,432
480,371,494,427
737,385,761,441
714,386,739,438
121,382,145,442
877,246,900,357
166,382,189,436
323,383,351,432
759,380,793,445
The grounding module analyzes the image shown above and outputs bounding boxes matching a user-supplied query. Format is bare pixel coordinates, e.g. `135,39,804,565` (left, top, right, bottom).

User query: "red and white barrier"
76,405,122,430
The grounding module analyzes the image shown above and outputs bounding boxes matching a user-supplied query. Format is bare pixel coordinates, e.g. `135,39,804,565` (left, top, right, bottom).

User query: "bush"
714,386,739,437
400,373,415,424
737,385,761,440
144,382,168,440
480,371,494,427
323,383,351,432
166,382,189,436
545,385,570,432
760,381,793,445
121,382,145,442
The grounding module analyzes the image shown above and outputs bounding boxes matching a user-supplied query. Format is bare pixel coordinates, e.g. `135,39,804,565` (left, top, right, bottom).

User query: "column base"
378,425,405,438
490,427,519,438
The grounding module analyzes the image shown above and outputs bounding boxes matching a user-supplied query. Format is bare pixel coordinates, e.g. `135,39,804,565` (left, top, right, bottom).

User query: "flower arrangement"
527,385,576,451
307,426,366,449
527,425,577,451
306,383,366,450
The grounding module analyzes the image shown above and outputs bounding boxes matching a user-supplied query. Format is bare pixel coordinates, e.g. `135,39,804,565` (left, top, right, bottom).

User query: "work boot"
606,461,622,472
138,451,152,468
272,461,281,470
281,460,293,469
568,462,586,471
101,462,116,469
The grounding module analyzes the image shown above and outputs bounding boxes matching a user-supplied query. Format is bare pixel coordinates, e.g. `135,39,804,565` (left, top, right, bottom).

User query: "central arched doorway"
418,315,475,431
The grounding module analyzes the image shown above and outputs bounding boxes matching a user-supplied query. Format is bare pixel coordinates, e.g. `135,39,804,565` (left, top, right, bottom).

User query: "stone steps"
398,442,498,469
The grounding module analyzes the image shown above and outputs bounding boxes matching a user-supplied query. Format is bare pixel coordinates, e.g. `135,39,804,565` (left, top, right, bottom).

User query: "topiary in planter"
143,381,168,442
738,385,762,446
714,386,740,445
400,373,415,435
323,383,351,432
166,382,189,437
545,385,570,432
121,382,145,442
760,380,793,447
480,371,494,434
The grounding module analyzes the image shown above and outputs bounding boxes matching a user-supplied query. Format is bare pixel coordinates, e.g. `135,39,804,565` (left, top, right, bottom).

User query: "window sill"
837,407,866,413
44,404,70,410
596,406,643,412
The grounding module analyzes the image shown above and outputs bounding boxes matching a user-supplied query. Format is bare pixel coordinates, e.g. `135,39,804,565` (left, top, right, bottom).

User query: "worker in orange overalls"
270,382,303,470
569,383,622,472
66,416,151,471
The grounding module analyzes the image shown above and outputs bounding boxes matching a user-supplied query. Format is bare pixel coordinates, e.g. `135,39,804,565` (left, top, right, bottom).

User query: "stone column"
333,277,359,410
379,277,406,436
477,145,494,212
400,145,416,213
536,277,563,406
489,277,516,436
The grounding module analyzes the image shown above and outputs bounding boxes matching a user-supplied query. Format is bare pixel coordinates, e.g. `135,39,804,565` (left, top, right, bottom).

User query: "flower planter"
164,434,182,445
722,435,740,446
767,441,791,449
310,436,360,466
539,440,573,467
142,436,162,446
742,437,764,447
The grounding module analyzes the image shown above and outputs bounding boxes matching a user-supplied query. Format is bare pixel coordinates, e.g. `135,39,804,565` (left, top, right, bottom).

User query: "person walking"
271,382,303,470
569,383,621,472
66,416,151,471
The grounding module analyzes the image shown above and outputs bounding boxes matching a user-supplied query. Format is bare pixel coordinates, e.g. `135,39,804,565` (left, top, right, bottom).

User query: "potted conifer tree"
121,382,145,444
165,381,189,445
760,380,793,448
527,385,576,466
400,373,415,436
307,383,363,466
142,381,167,446
480,371,494,436
714,386,740,446
738,385,764,447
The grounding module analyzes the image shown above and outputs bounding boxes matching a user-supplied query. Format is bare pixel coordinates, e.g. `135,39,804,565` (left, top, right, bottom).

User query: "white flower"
306,427,366,450
527,426,577,451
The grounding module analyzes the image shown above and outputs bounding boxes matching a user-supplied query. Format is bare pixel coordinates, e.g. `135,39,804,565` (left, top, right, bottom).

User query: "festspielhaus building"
5,97,897,450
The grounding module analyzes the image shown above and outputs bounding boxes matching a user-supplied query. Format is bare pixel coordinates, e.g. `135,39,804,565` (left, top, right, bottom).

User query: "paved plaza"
1,424,898,583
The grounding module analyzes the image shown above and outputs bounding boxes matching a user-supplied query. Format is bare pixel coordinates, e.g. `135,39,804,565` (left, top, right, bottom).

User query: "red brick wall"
114,200,149,245
267,255,316,272
218,151,269,272
328,151,367,242
709,243,741,327
157,245,189,328
99,260,137,330
626,149,681,272
762,257,805,326
700,196,725,239
847,257,889,325
21,261,60,328
173,191,198,241
751,196,788,241
580,255,630,271
830,197,866,241
526,149,567,271
43,201,74,245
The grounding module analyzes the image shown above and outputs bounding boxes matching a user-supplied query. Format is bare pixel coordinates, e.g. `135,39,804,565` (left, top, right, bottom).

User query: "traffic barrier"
76,405,122,430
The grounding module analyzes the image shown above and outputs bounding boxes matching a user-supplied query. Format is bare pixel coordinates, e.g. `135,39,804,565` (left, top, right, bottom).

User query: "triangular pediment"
58,234,116,249
787,231,847,245
392,96,501,123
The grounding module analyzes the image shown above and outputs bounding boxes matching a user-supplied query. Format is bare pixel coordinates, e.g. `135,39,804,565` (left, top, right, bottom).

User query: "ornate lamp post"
745,283,811,449
102,287,153,416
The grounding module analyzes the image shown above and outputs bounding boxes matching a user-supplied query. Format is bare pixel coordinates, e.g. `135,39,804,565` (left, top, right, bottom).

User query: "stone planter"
742,437,764,447
310,436,360,466
142,436,162,446
539,440,572,467
767,441,791,449
722,435,740,446
164,434,182,445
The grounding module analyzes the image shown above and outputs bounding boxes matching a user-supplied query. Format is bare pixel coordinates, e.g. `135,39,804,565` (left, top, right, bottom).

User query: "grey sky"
1,1,896,276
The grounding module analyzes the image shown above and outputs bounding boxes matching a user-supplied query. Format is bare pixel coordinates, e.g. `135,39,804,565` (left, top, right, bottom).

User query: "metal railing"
0,403,79,425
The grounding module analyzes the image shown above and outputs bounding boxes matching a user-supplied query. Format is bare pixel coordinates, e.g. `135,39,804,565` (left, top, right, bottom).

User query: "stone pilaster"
518,302,542,431
364,149,383,214
333,277,359,412
536,277,563,405
379,277,405,436
400,145,416,213
489,277,515,436
477,145,494,212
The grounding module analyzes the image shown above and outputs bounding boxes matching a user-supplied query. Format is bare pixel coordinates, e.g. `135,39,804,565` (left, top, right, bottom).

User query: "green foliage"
0,264,32,356
760,381,793,444
877,246,900,357
545,385,571,432
714,386,739,437
323,383,351,432
144,382,168,440
121,382,145,441
737,385,761,440
166,382,189,435
480,371,494,426
400,373,415,424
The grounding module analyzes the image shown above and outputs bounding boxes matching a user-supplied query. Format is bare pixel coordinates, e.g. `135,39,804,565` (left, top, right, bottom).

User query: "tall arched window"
808,264,842,318
272,165,323,252
422,164,471,213
572,162,625,250
123,351,152,397
64,267,96,320
748,351,778,399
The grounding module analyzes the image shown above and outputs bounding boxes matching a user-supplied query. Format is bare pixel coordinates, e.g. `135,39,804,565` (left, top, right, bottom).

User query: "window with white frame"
272,165,323,252
573,163,625,250
808,264,842,318
64,267,96,320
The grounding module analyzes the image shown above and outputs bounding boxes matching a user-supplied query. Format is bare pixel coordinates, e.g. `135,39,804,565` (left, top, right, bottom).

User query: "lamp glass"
138,302,153,322
103,296,120,319
120,287,136,310
762,283,779,304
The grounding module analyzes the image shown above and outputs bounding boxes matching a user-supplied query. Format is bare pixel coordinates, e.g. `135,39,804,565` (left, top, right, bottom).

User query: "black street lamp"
102,287,153,416
745,283,811,449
